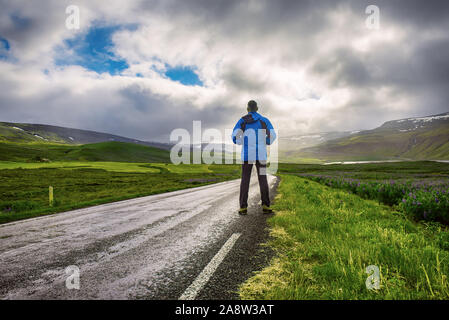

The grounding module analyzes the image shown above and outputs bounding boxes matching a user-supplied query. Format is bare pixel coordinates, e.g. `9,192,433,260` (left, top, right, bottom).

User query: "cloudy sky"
0,0,448,142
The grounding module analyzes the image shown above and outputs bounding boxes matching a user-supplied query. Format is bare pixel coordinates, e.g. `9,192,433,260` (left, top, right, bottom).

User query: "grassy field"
0,139,240,224
0,161,161,172
0,141,171,163
278,161,449,224
240,174,449,299
0,161,217,173
277,160,449,177
0,162,240,224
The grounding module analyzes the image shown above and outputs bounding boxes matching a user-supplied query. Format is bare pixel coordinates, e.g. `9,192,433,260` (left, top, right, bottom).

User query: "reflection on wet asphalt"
0,173,278,299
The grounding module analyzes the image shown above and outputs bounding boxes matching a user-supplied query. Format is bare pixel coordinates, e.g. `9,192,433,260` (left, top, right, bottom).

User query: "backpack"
240,114,271,140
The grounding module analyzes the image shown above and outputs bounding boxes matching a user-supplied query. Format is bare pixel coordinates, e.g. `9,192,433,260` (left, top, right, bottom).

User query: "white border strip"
179,233,241,300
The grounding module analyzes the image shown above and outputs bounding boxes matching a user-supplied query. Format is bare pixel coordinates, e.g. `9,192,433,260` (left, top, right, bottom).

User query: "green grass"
0,141,171,163
0,161,219,173
0,161,162,173
0,139,242,224
149,163,213,173
239,175,449,299
0,163,240,224
278,160,449,178
278,161,449,224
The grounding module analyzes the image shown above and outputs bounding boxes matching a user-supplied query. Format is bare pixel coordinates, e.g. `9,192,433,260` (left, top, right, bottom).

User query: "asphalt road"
0,172,278,300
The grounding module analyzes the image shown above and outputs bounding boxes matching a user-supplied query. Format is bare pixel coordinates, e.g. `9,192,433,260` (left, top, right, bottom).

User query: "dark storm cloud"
304,0,449,127
0,0,69,61
221,66,268,93
311,31,449,110
136,0,337,46
117,84,240,141
413,37,449,85
312,33,449,89
143,0,448,33
311,48,372,88
378,0,449,28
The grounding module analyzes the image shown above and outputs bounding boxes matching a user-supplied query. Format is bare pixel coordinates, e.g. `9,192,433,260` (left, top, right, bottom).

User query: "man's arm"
264,118,276,145
231,118,244,145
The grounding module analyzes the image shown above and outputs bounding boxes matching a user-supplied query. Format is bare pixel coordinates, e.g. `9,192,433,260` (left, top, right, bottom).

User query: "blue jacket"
231,112,276,161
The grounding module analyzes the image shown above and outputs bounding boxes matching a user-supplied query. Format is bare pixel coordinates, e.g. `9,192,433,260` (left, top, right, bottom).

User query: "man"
231,100,276,215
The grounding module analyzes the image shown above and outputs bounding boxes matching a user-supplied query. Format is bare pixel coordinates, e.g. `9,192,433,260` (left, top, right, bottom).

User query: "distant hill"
297,112,449,161
0,141,171,163
3,112,448,164
278,131,353,162
0,121,171,150
280,131,354,149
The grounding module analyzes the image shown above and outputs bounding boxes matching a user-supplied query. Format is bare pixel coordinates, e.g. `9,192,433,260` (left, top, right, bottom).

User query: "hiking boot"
238,207,248,215
262,205,274,214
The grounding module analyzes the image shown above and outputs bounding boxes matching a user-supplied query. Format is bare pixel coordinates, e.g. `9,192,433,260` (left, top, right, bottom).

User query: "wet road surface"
0,173,278,299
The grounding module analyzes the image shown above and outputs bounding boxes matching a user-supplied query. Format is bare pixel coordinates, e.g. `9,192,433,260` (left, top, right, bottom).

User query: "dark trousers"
239,161,270,208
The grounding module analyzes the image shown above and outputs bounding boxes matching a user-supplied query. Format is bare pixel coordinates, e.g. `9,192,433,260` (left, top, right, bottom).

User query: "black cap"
247,100,258,111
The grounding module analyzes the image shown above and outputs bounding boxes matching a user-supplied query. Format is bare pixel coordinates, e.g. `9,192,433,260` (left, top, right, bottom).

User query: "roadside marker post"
49,186,54,207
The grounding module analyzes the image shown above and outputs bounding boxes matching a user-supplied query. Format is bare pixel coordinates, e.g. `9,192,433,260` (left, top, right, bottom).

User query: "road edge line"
179,233,242,300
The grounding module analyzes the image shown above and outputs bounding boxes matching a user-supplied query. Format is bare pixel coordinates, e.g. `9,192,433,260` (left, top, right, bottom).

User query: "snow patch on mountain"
288,135,323,140
395,113,449,124
33,134,48,141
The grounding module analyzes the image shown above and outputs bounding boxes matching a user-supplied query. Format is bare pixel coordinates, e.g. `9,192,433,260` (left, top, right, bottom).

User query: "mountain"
3,112,448,164
280,131,354,148
0,121,172,163
296,112,449,161
378,112,449,131
0,121,171,150
278,131,354,162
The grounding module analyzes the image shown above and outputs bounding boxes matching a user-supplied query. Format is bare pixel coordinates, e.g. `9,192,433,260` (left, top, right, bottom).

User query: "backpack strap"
259,119,271,140
239,115,271,140
240,114,254,132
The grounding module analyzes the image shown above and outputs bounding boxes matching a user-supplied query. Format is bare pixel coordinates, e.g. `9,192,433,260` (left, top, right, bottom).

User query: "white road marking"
179,233,242,300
